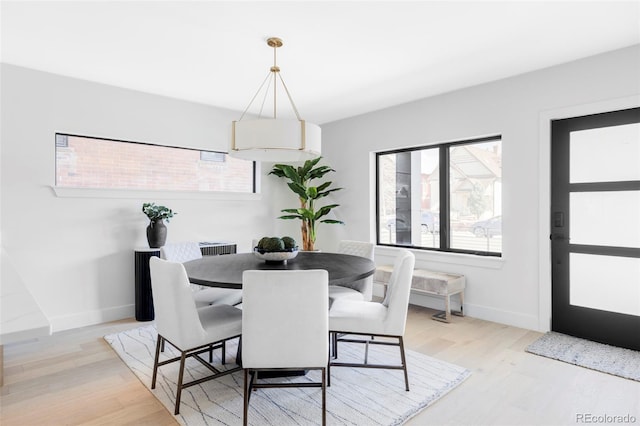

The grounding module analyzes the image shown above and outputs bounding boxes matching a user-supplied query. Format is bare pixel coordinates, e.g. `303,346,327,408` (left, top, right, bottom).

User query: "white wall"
319,45,640,331
0,64,280,331
2,45,638,334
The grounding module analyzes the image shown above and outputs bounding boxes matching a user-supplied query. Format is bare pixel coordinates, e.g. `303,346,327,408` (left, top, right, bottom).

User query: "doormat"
526,332,640,382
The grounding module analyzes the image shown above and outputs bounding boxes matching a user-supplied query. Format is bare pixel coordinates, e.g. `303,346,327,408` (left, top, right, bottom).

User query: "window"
55,134,255,193
377,136,502,256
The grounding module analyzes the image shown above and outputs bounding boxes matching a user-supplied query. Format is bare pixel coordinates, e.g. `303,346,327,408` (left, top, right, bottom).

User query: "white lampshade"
230,118,321,162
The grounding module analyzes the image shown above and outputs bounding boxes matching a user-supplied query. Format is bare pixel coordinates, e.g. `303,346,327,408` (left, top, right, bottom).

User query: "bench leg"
453,291,465,317
445,294,451,322
432,291,464,323
432,294,452,323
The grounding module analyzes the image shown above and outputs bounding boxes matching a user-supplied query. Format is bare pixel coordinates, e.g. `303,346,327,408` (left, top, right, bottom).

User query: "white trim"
369,151,377,243
375,244,504,270
462,301,539,331
49,304,135,333
374,287,539,330
52,186,262,201
537,95,640,332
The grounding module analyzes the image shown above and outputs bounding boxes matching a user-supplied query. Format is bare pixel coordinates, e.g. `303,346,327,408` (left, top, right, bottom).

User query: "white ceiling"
2,1,639,124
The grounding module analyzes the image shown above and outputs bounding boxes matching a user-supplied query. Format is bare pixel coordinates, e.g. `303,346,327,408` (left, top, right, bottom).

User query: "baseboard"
408,291,463,313
461,303,539,330
374,283,466,313
49,304,135,332
389,287,539,331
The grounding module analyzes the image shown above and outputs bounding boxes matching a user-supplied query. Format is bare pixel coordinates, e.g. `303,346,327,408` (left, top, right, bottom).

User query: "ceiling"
2,1,639,124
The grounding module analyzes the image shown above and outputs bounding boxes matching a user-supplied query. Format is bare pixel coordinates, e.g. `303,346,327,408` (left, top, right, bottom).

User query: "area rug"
526,332,640,382
105,325,470,425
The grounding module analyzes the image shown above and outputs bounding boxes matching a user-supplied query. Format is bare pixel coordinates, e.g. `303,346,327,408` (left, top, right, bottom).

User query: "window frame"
375,135,502,257
54,132,257,194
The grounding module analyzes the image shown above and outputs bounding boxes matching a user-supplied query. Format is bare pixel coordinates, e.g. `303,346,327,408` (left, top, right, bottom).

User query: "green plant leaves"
142,202,176,222
270,157,344,244
287,182,308,200
306,186,318,199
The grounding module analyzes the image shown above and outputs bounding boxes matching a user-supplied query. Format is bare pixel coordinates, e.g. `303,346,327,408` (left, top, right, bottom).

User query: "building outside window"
377,136,502,256
55,134,255,193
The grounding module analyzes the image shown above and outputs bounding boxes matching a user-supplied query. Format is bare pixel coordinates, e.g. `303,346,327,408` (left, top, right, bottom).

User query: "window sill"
51,186,261,201
375,245,504,269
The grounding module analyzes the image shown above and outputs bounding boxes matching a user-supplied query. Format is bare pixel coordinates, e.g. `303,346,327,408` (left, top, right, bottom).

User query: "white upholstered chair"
160,242,243,308
159,241,203,263
328,249,415,391
149,257,242,415
328,240,375,305
241,269,329,426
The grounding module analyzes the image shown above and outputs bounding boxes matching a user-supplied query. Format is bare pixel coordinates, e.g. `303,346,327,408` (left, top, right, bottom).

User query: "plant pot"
146,219,167,248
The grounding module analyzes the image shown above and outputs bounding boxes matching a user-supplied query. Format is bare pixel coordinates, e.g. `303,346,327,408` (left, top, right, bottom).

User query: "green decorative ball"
282,236,297,249
263,237,285,252
257,237,270,250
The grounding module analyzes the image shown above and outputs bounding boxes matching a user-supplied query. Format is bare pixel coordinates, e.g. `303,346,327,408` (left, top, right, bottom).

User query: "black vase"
146,219,167,248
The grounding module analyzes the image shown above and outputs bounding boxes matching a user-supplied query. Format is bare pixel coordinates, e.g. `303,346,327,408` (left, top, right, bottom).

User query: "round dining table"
183,251,375,289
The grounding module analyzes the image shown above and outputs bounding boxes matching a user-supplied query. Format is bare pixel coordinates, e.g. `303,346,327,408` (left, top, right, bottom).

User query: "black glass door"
551,107,640,350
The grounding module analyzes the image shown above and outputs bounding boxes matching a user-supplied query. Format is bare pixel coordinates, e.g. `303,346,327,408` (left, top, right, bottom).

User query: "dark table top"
184,251,375,289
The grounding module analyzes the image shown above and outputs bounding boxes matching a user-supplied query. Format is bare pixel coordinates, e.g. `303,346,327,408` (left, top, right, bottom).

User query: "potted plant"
142,202,177,248
269,157,343,251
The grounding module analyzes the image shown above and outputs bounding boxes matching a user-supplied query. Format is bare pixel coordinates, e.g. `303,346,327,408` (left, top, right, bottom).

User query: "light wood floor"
1,305,638,425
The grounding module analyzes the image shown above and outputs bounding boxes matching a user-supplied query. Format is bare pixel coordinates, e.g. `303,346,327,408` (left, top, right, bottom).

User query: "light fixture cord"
238,37,302,122
258,73,274,119
277,72,302,121
273,45,277,119
238,71,272,121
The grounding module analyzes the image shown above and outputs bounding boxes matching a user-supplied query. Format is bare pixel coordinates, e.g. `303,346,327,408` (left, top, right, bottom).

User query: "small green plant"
142,202,176,222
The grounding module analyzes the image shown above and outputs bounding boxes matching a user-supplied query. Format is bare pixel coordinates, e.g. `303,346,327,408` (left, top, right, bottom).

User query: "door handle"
550,233,569,241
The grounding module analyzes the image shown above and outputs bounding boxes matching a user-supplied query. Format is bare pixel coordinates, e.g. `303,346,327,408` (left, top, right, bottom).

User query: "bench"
1,249,51,386
374,265,465,323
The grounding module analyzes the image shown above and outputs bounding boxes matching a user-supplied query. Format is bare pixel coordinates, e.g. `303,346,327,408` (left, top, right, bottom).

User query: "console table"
134,242,236,321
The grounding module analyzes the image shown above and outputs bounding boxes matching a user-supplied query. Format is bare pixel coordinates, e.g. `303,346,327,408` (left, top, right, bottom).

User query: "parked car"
421,211,439,233
386,211,439,233
386,217,409,231
471,215,502,237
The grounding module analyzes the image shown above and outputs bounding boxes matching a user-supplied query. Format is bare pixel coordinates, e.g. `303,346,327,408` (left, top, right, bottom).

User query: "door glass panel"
570,253,640,316
570,191,640,247
570,123,640,183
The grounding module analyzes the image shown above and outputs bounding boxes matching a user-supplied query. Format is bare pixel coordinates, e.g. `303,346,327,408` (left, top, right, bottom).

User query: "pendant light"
229,37,321,162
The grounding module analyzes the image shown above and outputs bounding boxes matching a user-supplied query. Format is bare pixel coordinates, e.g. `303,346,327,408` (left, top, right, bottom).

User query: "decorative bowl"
253,247,299,264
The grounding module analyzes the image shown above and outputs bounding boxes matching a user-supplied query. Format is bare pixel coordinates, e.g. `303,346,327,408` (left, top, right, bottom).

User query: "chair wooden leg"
244,367,325,424
330,331,410,391
151,336,162,389
398,336,409,391
174,352,187,415
332,332,338,359
243,369,249,426
322,367,327,426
